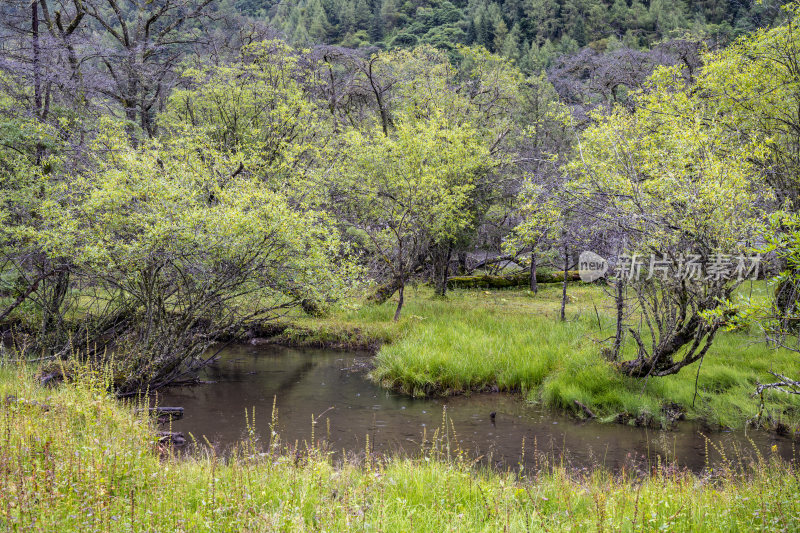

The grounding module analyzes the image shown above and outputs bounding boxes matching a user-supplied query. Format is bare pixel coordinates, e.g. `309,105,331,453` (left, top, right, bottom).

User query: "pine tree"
381,0,401,30
622,28,639,48
340,0,357,33
629,0,651,31
308,0,332,41
466,18,477,44
494,18,509,52
486,3,505,52
501,22,522,61
572,15,586,46
270,1,293,32
649,0,688,38
292,12,312,44
475,9,491,48
609,0,631,33
518,39,534,72
370,1,384,41
355,0,372,29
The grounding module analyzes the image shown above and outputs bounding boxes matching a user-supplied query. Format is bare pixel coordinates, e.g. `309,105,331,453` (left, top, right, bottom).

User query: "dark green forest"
237,0,790,71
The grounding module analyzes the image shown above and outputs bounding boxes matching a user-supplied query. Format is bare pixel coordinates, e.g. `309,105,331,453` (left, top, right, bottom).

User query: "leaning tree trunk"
367,277,404,305
393,284,405,322
619,315,720,377
367,262,425,305
0,270,53,325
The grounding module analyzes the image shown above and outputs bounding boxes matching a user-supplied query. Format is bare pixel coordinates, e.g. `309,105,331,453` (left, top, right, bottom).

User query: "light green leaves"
568,81,766,256
333,109,494,269
160,41,323,194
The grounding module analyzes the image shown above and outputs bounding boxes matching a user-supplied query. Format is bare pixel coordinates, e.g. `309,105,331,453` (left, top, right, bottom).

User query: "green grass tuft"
343,284,800,429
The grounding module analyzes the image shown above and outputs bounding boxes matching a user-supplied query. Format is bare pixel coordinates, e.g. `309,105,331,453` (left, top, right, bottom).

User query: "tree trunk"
141,97,151,137
300,298,325,317
619,313,720,377
32,1,44,163
40,270,68,333
32,2,41,115
367,277,403,305
367,59,389,136
458,252,467,275
612,277,624,361
125,47,139,142
368,262,424,305
529,251,538,294
37,269,69,356
393,284,404,322
560,245,568,321
433,244,452,297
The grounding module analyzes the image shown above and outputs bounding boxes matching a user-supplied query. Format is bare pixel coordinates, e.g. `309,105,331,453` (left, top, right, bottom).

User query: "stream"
154,344,796,472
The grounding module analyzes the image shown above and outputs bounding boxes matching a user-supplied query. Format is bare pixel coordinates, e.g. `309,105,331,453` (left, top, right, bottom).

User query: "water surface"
154,344,796,472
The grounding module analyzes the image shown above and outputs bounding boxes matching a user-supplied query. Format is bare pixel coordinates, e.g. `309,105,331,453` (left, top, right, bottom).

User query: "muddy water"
154,344,796,472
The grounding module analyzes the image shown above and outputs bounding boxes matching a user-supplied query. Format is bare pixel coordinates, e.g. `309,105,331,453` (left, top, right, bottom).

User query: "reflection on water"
154,344,795,472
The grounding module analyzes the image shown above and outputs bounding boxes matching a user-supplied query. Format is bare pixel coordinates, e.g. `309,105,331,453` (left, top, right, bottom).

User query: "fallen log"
468,253,525,272
447,270,582,290
39,370,63,388
573,400,596,419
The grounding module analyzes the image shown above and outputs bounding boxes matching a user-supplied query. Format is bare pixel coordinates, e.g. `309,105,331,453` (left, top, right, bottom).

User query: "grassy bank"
284,283,800,430
1,366,799,532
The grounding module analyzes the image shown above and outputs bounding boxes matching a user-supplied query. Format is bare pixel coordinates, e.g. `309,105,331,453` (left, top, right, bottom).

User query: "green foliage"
1,0,798,447
595,4,800,364
160,41,323,193
569,70,767,255
692,4,800,208
3,107,357,388
330,109,495,308
559,47,773,377
65,120,346,301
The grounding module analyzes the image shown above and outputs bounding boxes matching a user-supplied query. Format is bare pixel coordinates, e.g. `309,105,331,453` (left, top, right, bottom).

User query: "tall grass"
0,365,798,532
361,284,800,429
